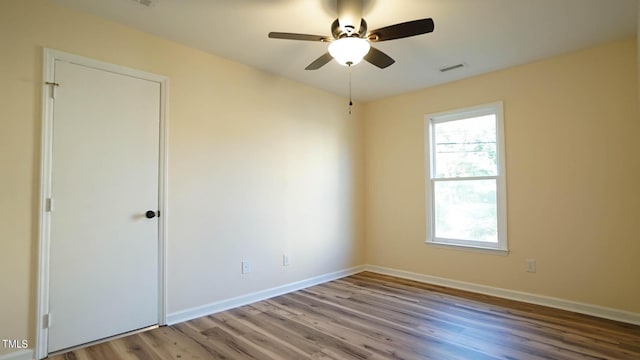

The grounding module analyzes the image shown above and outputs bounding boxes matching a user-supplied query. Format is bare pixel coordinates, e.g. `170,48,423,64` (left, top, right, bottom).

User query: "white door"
48,60,160,353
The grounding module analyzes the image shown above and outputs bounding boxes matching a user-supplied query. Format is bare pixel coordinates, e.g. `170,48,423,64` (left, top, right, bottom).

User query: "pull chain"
348,62,353,115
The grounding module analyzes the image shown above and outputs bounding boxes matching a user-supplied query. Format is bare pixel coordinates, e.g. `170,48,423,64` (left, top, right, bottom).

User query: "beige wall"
364,38,639,313
0,0,364,355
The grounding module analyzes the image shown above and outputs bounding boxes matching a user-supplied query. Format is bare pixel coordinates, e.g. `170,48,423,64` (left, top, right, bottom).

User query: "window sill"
425,240,509,256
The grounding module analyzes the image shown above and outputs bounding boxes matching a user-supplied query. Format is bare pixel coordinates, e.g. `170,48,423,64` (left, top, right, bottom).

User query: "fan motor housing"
332,19,368,39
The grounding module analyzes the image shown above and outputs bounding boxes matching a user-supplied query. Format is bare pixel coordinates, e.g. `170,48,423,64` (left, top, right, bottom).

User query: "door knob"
145,210,158,219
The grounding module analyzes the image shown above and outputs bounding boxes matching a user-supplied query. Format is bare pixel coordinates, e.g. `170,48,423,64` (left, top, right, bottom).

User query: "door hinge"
45,81,60,99
45,198,54,212
43,313,50,329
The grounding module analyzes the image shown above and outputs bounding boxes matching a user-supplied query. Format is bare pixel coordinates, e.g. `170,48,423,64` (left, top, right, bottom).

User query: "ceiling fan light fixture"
328,37,370,66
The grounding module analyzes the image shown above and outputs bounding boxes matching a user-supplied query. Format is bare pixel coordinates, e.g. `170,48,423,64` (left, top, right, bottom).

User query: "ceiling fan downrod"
337,0,364,35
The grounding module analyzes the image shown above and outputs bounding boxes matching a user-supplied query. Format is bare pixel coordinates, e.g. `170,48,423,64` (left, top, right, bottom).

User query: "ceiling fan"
268,0,435,70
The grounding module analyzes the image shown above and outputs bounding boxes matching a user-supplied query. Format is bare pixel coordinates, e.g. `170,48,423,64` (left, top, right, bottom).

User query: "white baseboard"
166,265,366,325
365,265,640,326
0,350,33,360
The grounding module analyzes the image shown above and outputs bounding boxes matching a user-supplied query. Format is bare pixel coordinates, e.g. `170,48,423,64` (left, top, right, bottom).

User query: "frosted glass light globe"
328,37,371,66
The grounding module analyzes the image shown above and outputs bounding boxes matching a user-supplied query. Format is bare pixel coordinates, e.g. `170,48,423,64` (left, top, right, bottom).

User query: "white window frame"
425,101,508,253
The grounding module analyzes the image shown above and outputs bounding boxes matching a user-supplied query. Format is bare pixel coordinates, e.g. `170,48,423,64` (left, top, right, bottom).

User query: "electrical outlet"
283,254,290,266
526,259,536,273
242,260,251,274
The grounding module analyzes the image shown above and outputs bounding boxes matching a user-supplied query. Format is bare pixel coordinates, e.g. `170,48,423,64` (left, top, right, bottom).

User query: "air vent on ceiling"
439,63,465,72
130,0,156,7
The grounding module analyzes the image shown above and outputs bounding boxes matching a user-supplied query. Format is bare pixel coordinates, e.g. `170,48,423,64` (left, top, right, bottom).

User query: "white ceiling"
52,0,637,102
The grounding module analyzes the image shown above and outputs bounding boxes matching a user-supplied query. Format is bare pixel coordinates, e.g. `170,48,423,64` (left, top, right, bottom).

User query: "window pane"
434,179,497,243
434,115,497,178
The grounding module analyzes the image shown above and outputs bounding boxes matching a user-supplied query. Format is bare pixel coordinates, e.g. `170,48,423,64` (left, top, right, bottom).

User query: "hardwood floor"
49,272,640,360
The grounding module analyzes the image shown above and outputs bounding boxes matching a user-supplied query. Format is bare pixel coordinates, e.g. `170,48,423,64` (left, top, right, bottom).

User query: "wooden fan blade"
368,18,434,42
305,52,334,70
268,32,330,42
364,47,395,69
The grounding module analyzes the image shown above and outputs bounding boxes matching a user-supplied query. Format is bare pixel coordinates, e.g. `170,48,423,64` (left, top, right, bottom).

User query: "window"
425,102,507,252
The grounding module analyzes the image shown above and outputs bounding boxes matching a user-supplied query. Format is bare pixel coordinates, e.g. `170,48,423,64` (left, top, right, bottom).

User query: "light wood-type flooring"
49,272,640,359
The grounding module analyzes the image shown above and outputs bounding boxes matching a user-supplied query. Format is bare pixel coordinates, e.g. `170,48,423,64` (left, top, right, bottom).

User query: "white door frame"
36,48,169,359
